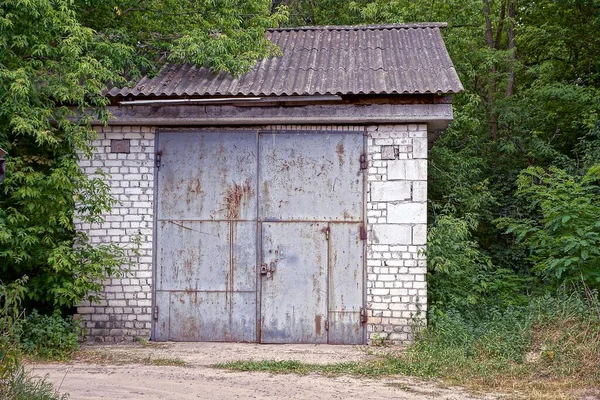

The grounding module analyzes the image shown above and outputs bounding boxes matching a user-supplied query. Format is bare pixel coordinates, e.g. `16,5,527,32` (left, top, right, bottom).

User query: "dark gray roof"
108,23,463,98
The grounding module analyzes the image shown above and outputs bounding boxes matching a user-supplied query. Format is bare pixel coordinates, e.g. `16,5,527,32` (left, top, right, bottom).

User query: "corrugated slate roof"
108,23,463,98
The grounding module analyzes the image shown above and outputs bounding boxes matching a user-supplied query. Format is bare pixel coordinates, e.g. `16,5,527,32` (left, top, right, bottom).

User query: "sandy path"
31,343,496,400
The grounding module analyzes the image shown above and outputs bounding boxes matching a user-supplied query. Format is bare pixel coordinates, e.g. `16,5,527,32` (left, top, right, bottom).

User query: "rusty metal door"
258,131,365,344
154,130,258,341
154,129,365,344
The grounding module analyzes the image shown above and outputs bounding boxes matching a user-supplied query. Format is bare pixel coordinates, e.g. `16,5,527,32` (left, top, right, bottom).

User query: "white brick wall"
76,123,428,344
76,125,155,342
366,124,428,344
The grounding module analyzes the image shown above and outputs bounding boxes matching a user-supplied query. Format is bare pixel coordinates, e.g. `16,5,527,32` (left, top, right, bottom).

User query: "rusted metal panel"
153,291,170,340
167,291,256,342
156,221,256,292
155,131,258,342
259,131,363,221
154,129,366,344
260,222,328,343
328,223,364,344
157,130,258,221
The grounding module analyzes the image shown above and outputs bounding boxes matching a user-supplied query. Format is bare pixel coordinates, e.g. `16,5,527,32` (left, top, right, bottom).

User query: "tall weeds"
390,289,600,396
0,279,68,400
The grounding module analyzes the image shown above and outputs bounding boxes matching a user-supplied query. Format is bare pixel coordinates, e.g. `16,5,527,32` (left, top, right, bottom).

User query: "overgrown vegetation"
1,280,67,400
0,0,287,394
219,291,600,397
16,310,80,361
267,1,600,396
2,0,600,397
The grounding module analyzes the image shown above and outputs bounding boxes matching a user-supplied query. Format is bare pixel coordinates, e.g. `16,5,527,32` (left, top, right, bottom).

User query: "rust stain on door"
224,179,253,220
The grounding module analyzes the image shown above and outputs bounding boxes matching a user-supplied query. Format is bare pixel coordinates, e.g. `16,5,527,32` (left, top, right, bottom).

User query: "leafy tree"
281,0,600,312
499,163,600,289
75,0,288,77
0,0,287,312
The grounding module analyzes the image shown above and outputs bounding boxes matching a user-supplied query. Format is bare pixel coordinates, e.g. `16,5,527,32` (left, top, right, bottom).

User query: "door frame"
151,127,368,344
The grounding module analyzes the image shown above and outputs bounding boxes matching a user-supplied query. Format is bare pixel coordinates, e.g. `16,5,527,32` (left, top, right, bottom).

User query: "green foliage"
1,279,67,400
0,0,130,310
220,291,600,396
427,215,527,313
499,165,600,289
1,0,285,312
74,0,289,77
0,278,26,386
1,367,68,400
16,310,79,360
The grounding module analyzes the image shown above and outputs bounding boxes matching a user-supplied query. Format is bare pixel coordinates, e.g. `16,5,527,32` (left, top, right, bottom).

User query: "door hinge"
155,151,162,169
325,319,329,331
360,307,367,324
359,154,368,170
360,224,367,240
153,305,159,321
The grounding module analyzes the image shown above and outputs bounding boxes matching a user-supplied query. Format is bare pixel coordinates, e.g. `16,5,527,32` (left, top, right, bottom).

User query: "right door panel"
328,223,364,344
260,222,329,344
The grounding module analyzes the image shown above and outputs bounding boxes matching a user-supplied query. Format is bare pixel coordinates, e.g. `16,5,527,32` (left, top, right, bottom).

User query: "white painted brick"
371,181,411,202
371,224,412,245
412,137,428,159
388,203,427,224
388,159,427,181
413,224,427,245
409,130,427,138
412,181,427,202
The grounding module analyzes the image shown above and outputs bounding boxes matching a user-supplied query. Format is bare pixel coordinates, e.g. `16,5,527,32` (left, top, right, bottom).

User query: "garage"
77,23,463,344
154,129,365,344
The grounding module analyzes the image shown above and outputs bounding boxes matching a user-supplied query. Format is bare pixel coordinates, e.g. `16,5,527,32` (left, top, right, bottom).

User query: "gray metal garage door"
154,129,365,344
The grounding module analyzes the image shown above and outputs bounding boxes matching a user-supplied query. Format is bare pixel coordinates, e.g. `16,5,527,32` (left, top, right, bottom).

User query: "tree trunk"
506,0,516,97
494,1,506,49
483,0,498,141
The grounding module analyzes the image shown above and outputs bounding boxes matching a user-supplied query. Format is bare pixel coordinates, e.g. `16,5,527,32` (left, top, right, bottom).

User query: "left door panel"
154,131,258,341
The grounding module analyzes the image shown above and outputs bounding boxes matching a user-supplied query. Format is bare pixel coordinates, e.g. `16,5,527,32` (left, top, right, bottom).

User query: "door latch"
261,260,277,280
322,226,330,241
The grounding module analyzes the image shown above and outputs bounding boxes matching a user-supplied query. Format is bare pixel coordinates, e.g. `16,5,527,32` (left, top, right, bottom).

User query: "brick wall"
76,124,428,344
76,125,155,342
365,124,428,344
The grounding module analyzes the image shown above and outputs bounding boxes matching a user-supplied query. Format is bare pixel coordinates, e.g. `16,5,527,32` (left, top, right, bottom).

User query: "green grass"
74,349,188,367
0,365,68,400
216,292,600,399
149,357,187,367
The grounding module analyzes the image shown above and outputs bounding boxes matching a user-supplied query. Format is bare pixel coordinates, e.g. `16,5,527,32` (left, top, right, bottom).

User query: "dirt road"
32,343,496,400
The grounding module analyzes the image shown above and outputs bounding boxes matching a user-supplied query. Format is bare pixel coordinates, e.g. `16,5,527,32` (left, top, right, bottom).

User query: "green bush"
2,366,68,400
499,164,600,289
17,310,79,361
2,279,68,400
389,289,600,389
427,215,529,315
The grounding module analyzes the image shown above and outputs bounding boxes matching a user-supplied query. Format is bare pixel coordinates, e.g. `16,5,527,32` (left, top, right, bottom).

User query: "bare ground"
31,342,501,400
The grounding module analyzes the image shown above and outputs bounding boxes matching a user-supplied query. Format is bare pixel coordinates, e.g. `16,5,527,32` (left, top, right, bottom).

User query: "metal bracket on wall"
359,154,368,170
153,305,159,321
360,225,367,241
360,307,367,324
155,151,162,170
